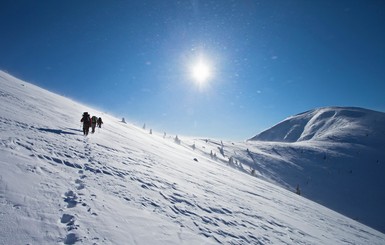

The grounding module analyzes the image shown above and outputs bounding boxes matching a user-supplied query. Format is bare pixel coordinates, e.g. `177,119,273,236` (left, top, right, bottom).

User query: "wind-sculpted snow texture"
1,70,385,244
245,106,385,232
249,107,385,143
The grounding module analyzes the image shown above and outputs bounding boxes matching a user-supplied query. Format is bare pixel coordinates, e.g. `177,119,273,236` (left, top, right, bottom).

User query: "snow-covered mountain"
1,70,384,244
240,106,385,233
249,106,385,143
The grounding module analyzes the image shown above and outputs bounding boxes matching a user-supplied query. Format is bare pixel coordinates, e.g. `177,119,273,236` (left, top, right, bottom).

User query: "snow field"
1,71,385,244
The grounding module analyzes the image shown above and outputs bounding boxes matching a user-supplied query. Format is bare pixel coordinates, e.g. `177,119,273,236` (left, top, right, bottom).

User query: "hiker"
91,115,98,133
80,112,91,136
97,117,103,128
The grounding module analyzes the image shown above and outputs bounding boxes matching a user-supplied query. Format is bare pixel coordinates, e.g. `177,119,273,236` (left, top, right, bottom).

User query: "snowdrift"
1,70,385,244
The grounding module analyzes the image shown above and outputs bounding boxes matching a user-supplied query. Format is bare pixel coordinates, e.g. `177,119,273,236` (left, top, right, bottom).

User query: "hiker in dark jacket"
97,117,103,128
91,116,97,133
80,112,91,136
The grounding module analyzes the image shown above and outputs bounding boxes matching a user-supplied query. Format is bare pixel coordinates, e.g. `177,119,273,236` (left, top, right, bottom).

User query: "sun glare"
191,60,212,84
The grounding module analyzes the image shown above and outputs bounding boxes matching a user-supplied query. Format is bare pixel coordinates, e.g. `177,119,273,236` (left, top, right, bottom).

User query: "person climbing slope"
91,115,98,133
97,117,103,128
80,112,91,136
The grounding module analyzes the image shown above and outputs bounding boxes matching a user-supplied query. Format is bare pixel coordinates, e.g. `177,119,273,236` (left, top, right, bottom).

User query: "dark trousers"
91,123,96,133
83,126,90,136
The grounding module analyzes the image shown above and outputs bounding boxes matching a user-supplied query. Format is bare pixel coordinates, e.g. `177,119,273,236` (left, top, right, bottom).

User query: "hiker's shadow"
66,128,83,133
38,128,79,135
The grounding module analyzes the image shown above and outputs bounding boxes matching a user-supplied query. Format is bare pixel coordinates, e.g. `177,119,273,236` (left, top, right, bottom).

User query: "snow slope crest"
249,107,385,143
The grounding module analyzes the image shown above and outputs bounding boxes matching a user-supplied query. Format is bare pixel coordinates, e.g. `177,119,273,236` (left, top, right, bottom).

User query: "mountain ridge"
249,106,385,144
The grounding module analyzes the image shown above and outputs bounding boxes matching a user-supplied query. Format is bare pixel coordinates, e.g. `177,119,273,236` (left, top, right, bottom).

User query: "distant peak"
249,106,385,143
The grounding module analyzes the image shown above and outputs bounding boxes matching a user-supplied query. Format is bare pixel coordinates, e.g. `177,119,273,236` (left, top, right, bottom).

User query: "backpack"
82,112,91,125
92,116,97,123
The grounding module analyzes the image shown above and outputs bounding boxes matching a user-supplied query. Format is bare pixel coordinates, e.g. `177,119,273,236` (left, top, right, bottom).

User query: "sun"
191,60,212,84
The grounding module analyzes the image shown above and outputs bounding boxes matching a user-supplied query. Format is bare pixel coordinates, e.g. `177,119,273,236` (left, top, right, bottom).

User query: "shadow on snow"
38,128,79,135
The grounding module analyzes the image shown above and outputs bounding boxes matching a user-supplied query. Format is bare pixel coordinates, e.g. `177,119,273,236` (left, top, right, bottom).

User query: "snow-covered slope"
1,70,385,244
250,107,385,143
241,106,385,232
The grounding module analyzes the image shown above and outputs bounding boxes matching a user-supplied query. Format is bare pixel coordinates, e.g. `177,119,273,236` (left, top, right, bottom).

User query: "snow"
1,70,385,244
246,106,385,232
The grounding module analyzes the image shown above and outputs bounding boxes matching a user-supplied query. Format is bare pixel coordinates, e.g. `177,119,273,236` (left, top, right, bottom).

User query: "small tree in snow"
295,184,301,195
251,169,256,176
174,135,181,144
228,156,234,166
219,141,225,156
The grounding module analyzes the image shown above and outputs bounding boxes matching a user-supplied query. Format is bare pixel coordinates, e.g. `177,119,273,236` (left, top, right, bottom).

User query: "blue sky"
1,1,384,140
